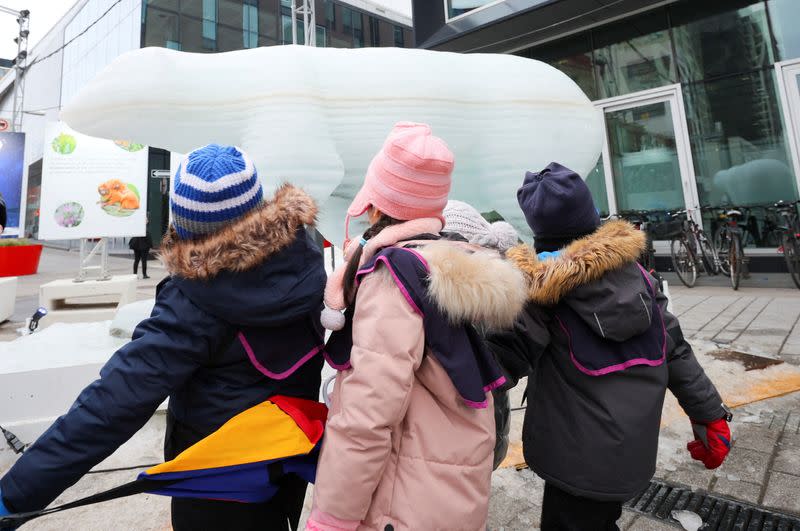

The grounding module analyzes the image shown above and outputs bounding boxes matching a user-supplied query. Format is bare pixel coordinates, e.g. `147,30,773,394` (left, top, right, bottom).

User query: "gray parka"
488,220,726,502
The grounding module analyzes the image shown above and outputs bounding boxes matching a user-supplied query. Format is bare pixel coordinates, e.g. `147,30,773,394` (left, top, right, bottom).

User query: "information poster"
0,132,25,236
39,122,148,240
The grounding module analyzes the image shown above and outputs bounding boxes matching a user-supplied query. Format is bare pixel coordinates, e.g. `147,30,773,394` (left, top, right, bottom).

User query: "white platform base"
0,277,17,322
39,275,137,312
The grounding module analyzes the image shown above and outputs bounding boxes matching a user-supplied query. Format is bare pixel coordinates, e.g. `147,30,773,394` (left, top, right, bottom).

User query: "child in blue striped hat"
0,144,327,530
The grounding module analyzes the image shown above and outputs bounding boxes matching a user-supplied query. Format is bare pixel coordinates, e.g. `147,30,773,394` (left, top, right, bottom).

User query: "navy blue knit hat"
517,162,600,251
171,144,264,240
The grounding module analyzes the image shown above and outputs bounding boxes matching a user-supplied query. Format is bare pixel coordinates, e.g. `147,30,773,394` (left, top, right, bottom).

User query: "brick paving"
664,277,800,364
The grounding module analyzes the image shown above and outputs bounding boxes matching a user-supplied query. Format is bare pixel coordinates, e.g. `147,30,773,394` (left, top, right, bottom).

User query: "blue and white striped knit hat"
171,144,264,240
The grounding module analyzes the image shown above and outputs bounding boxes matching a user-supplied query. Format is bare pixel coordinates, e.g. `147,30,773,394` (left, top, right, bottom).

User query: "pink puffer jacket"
309,241,527,531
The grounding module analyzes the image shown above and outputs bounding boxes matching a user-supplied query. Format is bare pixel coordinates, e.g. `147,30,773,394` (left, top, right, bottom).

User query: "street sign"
0,119,9,131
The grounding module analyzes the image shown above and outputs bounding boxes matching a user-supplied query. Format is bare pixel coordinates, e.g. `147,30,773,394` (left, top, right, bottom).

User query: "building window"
592,12,675,99
529,33,596,100
393,24,404,47
201,0,217,51
684,72,798,214
342,6,363,47
671,2,773,83
144,5,180,49
769,0,800,61
325,1,336,29
369,17,380,47
281,14,298,44
445,0,502,21
243,0,258,48
316,25,327,47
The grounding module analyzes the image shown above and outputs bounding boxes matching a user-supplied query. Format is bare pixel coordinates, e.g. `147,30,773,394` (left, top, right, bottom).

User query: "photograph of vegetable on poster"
38,122,147,240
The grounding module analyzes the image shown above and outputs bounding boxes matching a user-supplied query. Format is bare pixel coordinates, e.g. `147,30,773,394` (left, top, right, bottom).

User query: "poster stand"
75,238,111,282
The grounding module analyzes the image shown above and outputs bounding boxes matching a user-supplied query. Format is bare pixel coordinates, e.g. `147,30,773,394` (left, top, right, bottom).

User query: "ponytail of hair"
342,214,401,307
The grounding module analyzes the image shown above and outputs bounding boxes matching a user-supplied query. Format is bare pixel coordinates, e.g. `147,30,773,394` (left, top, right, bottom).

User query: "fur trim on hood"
506,220,645,305
160,184,317,280
416,241,527,330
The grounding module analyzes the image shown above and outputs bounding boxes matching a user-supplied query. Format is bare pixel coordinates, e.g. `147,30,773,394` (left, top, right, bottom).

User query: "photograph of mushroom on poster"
38,122,147,240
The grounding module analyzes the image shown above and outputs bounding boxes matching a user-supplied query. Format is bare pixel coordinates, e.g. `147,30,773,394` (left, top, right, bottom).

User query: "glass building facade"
142,0,412,51
514,0,800,246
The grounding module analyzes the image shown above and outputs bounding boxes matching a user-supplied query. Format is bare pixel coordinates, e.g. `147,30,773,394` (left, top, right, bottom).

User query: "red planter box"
0,244,43,277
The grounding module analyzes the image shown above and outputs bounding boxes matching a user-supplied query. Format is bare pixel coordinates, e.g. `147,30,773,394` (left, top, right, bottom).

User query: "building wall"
508,0,800,246
61,0,143,107
141,0,412,52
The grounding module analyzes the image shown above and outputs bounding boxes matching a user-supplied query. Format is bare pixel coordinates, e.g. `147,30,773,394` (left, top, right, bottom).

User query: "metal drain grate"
624,479,800,530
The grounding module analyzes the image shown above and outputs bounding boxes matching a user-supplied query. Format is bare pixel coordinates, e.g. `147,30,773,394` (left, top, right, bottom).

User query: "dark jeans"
171,474,307,531
133,250,149,276
541,482,622,531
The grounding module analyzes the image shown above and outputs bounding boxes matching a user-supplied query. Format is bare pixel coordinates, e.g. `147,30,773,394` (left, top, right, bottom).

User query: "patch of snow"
109,299,155,338
672,510,703,531
0,321,127,374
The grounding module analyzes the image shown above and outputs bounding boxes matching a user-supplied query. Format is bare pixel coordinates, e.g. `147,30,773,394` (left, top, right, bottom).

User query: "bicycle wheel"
729,235,742,290
782,234,800,290
715,227,731,277
671,237,697,288
697,232,718,275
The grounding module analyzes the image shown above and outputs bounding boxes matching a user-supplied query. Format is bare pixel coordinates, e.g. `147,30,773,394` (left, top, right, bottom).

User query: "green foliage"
0,238,36,247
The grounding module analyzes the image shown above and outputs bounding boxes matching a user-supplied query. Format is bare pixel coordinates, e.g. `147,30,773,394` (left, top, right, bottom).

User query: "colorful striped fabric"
140,396,327,503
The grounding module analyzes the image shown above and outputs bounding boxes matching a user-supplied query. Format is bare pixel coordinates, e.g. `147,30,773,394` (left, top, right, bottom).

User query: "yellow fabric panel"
146,400,314,475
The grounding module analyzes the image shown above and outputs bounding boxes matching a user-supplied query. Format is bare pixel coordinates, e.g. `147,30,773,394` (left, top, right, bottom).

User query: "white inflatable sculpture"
62,45,602,243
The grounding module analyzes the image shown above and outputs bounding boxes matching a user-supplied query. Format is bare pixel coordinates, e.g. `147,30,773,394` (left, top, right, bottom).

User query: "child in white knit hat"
443,199,519,469
443,200,520,252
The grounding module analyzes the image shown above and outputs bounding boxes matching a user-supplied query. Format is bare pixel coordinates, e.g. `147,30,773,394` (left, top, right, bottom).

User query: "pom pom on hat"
321,306,346,331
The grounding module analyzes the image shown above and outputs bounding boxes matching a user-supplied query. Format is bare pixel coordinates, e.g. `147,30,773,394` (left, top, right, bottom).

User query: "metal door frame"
594,84,701,225
776,59,800,196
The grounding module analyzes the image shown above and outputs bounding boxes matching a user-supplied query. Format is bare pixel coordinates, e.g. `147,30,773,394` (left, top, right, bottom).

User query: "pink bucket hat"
345,122,455,239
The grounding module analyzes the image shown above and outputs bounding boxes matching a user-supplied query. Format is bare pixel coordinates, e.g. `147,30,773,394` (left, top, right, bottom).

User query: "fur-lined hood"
160,184,317,280
413,241,528,330
506,220,646,305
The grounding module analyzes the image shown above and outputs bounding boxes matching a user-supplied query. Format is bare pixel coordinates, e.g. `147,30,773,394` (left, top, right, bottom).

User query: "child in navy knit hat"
489,162,731,530
0,145,327,531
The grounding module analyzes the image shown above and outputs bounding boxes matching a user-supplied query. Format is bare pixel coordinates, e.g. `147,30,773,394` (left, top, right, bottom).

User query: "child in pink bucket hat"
321,122,455,331
308,123,526,530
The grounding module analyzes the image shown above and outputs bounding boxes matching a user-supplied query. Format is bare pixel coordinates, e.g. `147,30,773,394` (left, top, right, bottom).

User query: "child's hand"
687,418,731,469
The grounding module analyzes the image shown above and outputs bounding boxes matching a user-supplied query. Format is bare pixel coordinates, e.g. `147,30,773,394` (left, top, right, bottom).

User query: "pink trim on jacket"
237,332,323,380
356,255,424,317
555,316,666,377
324,351,352,371
483,375,507,393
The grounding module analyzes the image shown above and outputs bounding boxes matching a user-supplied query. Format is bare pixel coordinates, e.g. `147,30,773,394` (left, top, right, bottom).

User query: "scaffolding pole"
0,6,30,132
290,0,315,46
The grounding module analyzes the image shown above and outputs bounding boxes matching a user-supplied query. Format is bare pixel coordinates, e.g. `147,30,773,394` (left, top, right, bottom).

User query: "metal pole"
291,1,297,45
297,0,315,46
10,9,29,133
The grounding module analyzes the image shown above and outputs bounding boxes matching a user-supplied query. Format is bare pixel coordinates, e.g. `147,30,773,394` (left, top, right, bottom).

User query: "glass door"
595,85,700,225
776,60,800,196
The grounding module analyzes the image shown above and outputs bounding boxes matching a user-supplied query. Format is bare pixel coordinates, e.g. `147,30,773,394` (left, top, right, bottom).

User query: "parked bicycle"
714,209,746,290
616,209,658,273
667,209,723,288
775,200,800,289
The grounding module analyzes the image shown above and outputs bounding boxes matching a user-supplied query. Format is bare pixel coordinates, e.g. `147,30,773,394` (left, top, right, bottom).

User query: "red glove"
687,418,731,469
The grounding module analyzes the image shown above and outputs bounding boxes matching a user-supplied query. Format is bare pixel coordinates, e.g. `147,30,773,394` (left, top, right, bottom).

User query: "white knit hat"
443,200,519,252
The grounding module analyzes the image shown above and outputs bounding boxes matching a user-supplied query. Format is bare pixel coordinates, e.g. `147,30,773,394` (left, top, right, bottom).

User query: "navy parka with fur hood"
0,185,326,513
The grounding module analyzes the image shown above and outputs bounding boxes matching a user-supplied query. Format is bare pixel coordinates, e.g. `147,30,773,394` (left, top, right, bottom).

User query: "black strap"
0,478,178,527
